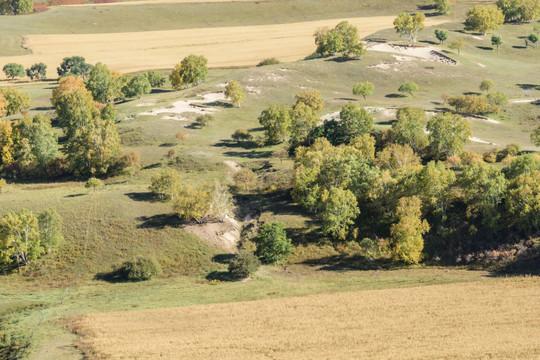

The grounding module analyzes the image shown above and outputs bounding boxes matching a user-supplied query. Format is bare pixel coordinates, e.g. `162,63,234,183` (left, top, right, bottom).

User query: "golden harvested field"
77,277,540,359
0,17,447,75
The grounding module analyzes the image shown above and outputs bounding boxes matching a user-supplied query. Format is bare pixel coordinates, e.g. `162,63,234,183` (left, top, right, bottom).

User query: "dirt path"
0,17,448,76
59,0,264,7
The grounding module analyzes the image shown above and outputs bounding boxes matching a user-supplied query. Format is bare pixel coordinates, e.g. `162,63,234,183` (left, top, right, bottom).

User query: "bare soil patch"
138,92,225,120
76,277,540,359
183,216,240,251
368,43,457,65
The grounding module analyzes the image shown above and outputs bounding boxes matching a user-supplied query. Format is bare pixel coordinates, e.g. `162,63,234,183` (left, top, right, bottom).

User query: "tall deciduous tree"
145,70,166,88
320,187,360,240
57,56,93,78
0,93,7,117
426,112,471,158
258,104,292,144
398,81,419,97
169,54,208,89
506,171,540,232
352,81,375,101
390,196,429,264
391,106,428,152
314,21,366,58
85,62,115,103
225,80,246,108
14,115,58,175
51,76,86,106
122,74,151,99
435,29,448,44
255,222,292,264
449,38,466,54
26,63,47,81
393,13,426,42
339,102,373,141
0,87,30,116
173,184,212,224
415,161,456,218
3,63,25,80
465,5,505,34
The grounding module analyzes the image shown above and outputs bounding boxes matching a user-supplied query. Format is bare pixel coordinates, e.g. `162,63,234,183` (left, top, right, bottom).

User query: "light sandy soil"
183,216,240,251
511,98,538,103
60,0,265,7
138,92,225,120
368,43,457,65
470,136,497,145
76,278,540,359
0,17,448,76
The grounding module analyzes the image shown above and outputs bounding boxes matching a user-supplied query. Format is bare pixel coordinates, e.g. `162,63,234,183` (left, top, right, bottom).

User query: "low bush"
228,250,260,279
121,257,162,281
256,58,280,67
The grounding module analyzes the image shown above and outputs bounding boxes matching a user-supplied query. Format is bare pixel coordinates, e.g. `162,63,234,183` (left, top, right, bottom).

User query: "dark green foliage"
57,56,93,78
145,70,166,88
6,0,32,14
228,250,260,279
25,63,47,81
339,102,374,142
314,21,366,58
435,29,448,44
121,257,162,281
2,63,24,80
257,58,280,67
491,35,503,49
528,33,539,47
255,222,292,264
231,129,253,143
122,74,151,99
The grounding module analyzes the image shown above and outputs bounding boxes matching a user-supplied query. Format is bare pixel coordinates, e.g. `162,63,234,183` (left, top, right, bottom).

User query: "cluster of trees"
0,0,32,14
3,63,46,81
291,121,539,263
0,208,63,268
445,80,508,115
169,54,208,89
314,21,366,59
496,0,540,22
393,13,426,43
464,2,540,35
149,169,234,224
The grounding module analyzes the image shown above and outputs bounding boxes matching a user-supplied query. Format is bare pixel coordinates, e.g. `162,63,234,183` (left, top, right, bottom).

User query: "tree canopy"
465,5,505,34
393,13,425,42
169,54,208,89
57,56,93,78
314,21,366,58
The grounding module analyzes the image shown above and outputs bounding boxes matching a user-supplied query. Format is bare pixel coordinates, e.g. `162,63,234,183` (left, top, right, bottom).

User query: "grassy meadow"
0,0,539,358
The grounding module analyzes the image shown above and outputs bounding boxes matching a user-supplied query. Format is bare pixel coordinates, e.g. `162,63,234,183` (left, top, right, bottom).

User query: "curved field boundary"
0,17,447,76
76,278,540,359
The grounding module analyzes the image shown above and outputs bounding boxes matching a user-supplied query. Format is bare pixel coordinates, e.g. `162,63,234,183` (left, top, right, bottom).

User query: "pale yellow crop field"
77,277,540,359
0,17,448,76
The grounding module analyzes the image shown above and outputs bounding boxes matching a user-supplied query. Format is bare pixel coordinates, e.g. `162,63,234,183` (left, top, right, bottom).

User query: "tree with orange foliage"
51,76,86,107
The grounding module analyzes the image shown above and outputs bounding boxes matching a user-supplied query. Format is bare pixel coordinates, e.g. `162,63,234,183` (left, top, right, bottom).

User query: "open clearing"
0,17,447,74
76,277,540,359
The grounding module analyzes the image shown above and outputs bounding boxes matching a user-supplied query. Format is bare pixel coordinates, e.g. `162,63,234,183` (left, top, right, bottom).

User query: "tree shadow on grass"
324,57,358,63
125,192,155,202
212,253,235,264
136,213,182,229
64,193,86,198
206,101,233,108
419,40,438,45
224,150,273,159
94,268,129,283
335,97,357,102
385,93,407,98
512,45,527,49
463,91,481,96
302,254,404,272
476,46,493,51
516,83,539,90
213,139,257,149
142,163,162,170
206,270,234,282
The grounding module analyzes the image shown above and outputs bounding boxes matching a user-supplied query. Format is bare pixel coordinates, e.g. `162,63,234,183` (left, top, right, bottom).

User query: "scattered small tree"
173,184,212,224
228,250,260,279
211,181,234,222
435,0,451,14
175,131,187,144
465,5,505,35
257,58,280,67
528,33,539,48
2,63,25,80
149,168,181,200
169,54,208,89
225,80,246,108
57,56,93,78
435,29,448,44
145,70,166,88
258,104,292,144
255,222,292,264
233,168,257,192
480,79,494,93
449,38,466,54
314,21,366,58
0,87,31,116
121,257,162,281
231,129,253,144
491,35,503,49
194,114,214,128
393,12,426,42
352,81,375,101
398,81,419,97
85,177,103,192
25,63,47,81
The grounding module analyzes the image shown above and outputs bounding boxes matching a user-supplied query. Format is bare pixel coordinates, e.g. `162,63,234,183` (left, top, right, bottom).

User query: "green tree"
0,120,15,167
2,63,25,80
54,87,99,138
531,125,540,146
435,29,448,44
173,184,212,223
398,81,419,97
465,5,505,34
255,222,292,264
224,80,246,108
506,171,540,232
339,102,373,141
314,21,366,58
0,93,7,117
14,115,58,175
122,74,151,99
295,89,324,114
57,56,93,78
393,13,426,43
320,187,359,240
25,63,47,81
149,168,181,200
435,0,451,14
0,209,41,267
448,38,466,54
194,114,214,128
233,168,257,192
85,62,115,103
426,112,471,158
352,81,375,101
145,70,166,88
258,104,292,144
231,129,253,143
391,106,428,152
11,0,32,13
415,161,456,218
528,33,539,47
491,35,503,49
376,143,421,176
448,94,491,114
290,101,319,147
460,162,507,230
504,154,540,179
169,54,208,89
497,0,540,22
228,250,260,279
480,79,494,92
0,87,30,116
37,208,64,252
85,177,103,192
390,196,429,264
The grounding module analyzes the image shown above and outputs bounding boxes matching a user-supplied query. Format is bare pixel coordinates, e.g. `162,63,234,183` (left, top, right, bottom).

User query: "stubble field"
76,277,540,359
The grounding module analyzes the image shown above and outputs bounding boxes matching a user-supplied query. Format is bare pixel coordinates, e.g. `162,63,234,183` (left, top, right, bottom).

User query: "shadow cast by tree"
136,213,182,229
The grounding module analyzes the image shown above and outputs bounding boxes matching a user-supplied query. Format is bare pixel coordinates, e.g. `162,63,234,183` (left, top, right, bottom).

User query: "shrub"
228,250,260,279
255,222,292,264
0,179,6,193
121,257,162,281
257,58,280,67
194,114,214,128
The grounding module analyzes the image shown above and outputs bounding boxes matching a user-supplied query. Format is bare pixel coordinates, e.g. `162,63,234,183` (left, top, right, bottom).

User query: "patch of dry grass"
0,17,448,75
77,277,540,359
